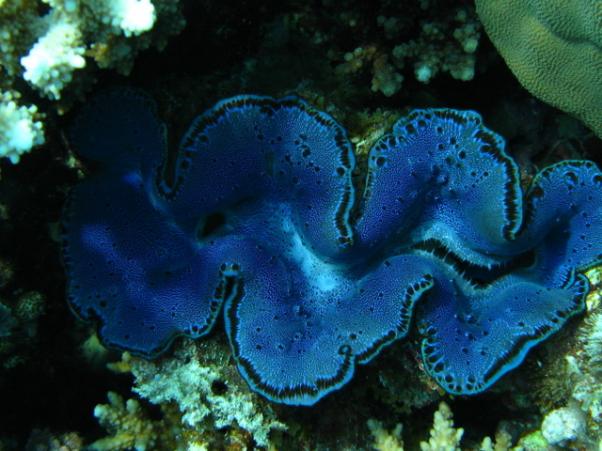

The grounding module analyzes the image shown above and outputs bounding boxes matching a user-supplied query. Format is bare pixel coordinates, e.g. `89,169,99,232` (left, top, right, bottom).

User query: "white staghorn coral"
0,0,185,162
0,90,44,163
21,17,86,99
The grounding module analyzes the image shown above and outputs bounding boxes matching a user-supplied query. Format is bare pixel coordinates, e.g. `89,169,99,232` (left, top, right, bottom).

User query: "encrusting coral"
0,0,185,162
475,0,602,138
101,339,285,449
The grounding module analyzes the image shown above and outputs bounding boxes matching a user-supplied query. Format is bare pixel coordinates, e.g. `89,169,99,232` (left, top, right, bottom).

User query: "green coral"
475,0,602,138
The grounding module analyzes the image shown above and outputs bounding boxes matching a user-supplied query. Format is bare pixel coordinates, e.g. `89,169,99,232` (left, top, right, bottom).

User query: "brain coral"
475,0,602,138
62,89,602,405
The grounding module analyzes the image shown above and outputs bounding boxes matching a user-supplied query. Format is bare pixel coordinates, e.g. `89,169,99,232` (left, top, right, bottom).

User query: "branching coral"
25,428,84,450
336,4,481,97
92,392,170,451
368,419,404,451
419,402,463,451
20,15,86,100
480,431,512,451
92,384,268,450
369,402,513,451
0,0,185,162
389,7,480,86
126,340,286,447
0,90,44,164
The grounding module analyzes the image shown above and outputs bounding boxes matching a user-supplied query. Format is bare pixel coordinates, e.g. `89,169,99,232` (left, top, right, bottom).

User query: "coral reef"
540,405,586,447
0,291,46,370
96,338,285,449
419,402,463,451
0,0,185,162
335,3,481,97
475,0,602,138
388,7,480,85
370,343,440,415
240,1,481,100
92,391,177,450
63,88,601,406
369,402,513,451
559,308,602,446
0,0,600,448
0,90,44,164
20,15,87,100
25,429,84,450
91,390,236,450
480,431,512,451
510,273,602,450
128,340,286,447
